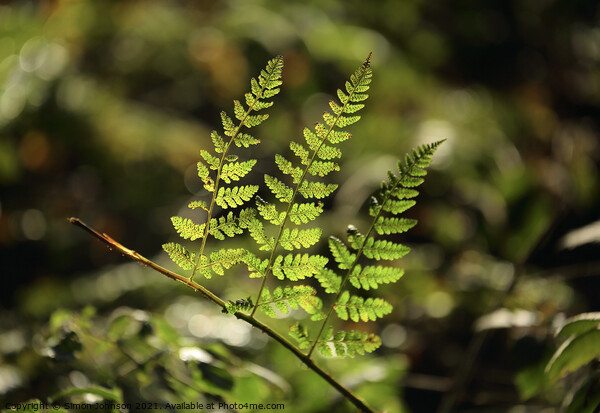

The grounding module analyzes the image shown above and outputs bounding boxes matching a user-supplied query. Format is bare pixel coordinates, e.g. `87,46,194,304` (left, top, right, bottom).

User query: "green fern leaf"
239,215,273,251
241,252,269,278
200,149,220,170
220,159,257,184
374,216,417,235
380,199,416,215
256,197,282,225
279,227,321,250
233,100,245,121
287,202,324,225
390,187,419,200
215,185,259,209
329,237,356,270
307,160,340,177
197,161,210,181
201,248,246,277
243,114,270,127
275,154,303,183
317,328,381,358
271,254,328,281
220,111,237,137
170,216,206,241
188,200,208,211
315,269,342,294
208,212,243,240
335,291,393,322
211,130,226,154
162,242,196,270
289,322,311,350
349,265,405,290
264,175,293,203
316,143,342,160
303,127,320,151
257,286,319,317
289,141,310,165
233,132,260,148
298,181,338,199
361,237,410,260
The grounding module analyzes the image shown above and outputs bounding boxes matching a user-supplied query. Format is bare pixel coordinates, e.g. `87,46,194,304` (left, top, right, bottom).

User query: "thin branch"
69,217,376,413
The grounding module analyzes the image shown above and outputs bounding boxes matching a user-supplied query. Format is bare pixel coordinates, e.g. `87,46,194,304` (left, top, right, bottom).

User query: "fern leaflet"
315,327,381,358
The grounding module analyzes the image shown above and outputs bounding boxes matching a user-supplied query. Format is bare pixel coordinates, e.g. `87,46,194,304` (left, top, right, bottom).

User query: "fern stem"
69,217,377,413
190,56,284,282
251,59,372,317
307,151,422,358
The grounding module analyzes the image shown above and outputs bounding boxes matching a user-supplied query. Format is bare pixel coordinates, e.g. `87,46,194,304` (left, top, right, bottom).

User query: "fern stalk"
189,56,284,282
250,53,373,317
308,140,445,357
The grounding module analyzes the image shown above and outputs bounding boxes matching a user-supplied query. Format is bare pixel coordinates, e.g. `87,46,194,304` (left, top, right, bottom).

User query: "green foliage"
256,286,322,319
162,242,195,270
546,313,600,382
315,327,381,358
271,253,328,281
121,54,440,410
334,291,393,322
307,139,443,358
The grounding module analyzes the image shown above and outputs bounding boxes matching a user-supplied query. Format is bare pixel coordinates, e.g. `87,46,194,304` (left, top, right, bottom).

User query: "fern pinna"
162,56,283,281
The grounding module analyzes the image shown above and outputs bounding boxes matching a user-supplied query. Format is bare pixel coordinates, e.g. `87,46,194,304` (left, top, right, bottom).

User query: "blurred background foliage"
1,0,599,412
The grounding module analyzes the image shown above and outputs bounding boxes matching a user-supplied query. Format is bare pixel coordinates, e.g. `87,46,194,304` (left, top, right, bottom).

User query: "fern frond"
316,327,381,358
162,242,196,270
289,141,310,165
250,56,373,318
349,265,405,290
170,216,206,241
379,199,416,215
307,160,340,177
298,181,338,199
257,286,320,318
220,159,257,184
208,212,243,240
361,237,410,260
275,154,303,183
289,322,311,350
233,132,260,148
215,185,259,209
264,174,293,203
256,197,283,225
334,291,393,322
194,248,247,278
188,200,208,211
328,237,356,270
271,254,328,281
240,252,269,278
287,202,324,225
200,150,220,170
238,215,273,251
279,227,322,251
315,269,342,294
373,216,417,235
